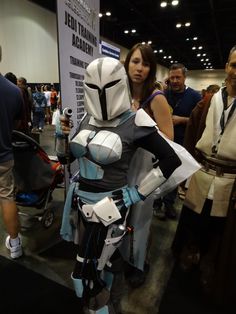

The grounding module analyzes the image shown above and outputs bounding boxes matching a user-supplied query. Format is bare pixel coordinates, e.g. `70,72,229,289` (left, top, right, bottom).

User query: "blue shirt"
165,86,201,145
0,75,23,162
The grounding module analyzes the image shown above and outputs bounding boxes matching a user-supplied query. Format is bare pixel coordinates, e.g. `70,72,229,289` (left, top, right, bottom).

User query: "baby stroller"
12,130,64,229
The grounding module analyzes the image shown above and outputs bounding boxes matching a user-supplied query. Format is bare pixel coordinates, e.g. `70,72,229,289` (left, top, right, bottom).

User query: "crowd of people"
1,42,236,313
3,73,59,134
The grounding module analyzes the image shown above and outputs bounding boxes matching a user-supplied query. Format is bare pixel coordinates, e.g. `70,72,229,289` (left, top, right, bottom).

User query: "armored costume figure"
57,57,181,313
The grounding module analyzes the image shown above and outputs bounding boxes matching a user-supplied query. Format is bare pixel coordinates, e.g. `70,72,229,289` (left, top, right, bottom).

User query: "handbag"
52,109,60,125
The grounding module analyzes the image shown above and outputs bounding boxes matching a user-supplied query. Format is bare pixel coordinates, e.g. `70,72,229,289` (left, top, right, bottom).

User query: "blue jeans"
33,110,45,129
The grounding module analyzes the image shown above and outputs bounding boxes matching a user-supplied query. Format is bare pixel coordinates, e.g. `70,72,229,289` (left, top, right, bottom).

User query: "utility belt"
75,184,126,226
200,152,236,176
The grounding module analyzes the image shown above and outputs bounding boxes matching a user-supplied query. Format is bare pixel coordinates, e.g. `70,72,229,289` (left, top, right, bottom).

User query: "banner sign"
57,0,100,128
100,40,120,60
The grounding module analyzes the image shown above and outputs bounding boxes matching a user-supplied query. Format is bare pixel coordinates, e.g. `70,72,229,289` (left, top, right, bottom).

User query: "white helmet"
83,57,131,121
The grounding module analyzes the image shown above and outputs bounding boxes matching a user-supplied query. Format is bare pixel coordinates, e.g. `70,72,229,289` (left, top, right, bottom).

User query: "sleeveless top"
141,90,164,120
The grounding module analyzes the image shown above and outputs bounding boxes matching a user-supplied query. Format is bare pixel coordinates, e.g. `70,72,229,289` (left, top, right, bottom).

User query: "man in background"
183,84,220,159
154,63,201,220
0,45,24,258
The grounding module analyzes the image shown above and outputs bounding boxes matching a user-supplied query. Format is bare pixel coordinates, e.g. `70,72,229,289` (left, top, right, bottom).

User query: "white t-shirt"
44,91,51,107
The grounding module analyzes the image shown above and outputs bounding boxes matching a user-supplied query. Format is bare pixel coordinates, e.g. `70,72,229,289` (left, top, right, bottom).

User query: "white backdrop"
0,0,59,83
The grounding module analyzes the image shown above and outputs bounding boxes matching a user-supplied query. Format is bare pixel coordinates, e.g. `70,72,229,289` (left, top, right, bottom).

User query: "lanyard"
220,97,236,134
212,88,236,155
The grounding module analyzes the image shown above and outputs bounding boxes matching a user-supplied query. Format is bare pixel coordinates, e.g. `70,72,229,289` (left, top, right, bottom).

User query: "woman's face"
128,48,150,84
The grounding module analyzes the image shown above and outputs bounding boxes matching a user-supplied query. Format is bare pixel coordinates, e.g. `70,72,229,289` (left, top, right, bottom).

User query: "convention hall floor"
0,124,182,314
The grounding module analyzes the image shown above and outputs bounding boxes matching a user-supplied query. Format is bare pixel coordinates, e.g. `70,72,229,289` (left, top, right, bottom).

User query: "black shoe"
125,263,149,288
165,205,177,220
153,206,166,220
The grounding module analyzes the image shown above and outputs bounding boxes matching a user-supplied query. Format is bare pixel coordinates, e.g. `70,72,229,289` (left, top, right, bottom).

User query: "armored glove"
112,186,146,210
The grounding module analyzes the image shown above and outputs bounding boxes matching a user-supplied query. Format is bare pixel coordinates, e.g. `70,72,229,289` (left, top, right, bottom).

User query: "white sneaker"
5,235,23,259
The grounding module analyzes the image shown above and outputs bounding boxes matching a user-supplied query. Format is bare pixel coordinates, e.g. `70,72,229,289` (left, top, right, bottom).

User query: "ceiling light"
192,47,196,50
148,41,152,44
198,46,203,50
193,37,198,40
185,22,191,27
197,53,201,57
159,49,163,53
160,2,167,7
170,60,174,63
105,12,111,16
201,59,204,62
142,41,146,45
202,53,206,56
205,58,209,61
124,30,129,34
99,13,103,18
164,56,167,59
172,0,179,6
176,23,181,28
168,55,172,59
154,50,157,53
186,38,190,41
131,29,136,33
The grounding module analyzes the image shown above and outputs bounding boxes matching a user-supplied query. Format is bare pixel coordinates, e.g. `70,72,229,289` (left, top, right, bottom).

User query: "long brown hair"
124,43,157,103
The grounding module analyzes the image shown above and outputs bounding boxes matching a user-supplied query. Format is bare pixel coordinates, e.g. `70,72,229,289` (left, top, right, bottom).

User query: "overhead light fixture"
176,22,190,28
159,49,163,53
160,2,167,7
172,0,179,5
160,1,179,7
148,40,152,44
99,12,111,18
124,29,136,34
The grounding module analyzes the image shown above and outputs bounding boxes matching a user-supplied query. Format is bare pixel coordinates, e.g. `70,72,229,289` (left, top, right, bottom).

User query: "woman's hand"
60,115,71,135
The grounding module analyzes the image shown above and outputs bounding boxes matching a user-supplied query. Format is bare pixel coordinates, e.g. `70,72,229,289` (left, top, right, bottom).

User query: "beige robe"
184,89,236,217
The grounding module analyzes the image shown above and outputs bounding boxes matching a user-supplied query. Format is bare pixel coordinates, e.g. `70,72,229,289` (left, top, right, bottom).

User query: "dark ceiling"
30,0,236,70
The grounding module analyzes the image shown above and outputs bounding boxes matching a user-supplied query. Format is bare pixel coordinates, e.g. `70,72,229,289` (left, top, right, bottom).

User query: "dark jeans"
33,110,45,129
153,187,177,208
